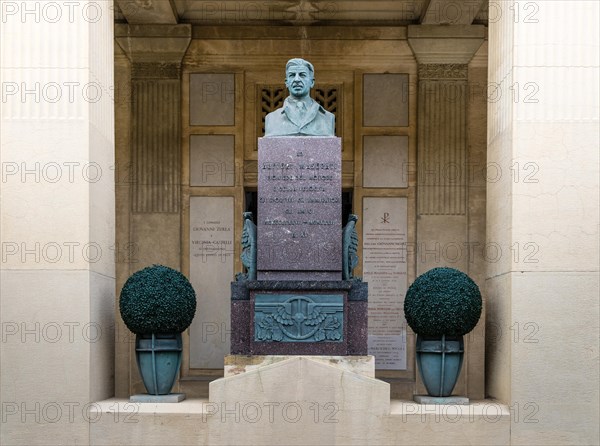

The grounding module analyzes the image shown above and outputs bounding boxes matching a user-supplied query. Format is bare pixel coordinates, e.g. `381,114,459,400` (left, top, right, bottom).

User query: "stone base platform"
225,354,375,378
90,357,510,445
90,398,510,445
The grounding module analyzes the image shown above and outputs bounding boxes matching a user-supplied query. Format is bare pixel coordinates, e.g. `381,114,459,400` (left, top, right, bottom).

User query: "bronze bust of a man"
264,58,335,137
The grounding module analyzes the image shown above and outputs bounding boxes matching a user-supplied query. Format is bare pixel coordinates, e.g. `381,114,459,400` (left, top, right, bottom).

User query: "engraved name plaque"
257,136,342,280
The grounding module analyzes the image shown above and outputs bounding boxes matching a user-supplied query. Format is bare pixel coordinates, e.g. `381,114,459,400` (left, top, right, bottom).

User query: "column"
408,25,486,398
114,24,191,396
0,1,114,444
486,1,599,444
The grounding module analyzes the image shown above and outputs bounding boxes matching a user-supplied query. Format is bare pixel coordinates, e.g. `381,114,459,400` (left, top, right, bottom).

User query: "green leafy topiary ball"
119,265,197,335
404,267,482,337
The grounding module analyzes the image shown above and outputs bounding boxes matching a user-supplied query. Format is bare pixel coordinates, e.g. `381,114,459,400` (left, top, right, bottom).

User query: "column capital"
115,24,191,78
407,25,486,64
418,64,468,80
116,0,178,24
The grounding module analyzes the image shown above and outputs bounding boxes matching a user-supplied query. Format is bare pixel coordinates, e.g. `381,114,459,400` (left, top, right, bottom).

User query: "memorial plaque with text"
257,137,342,280
363,197,408,370
189,197,234,369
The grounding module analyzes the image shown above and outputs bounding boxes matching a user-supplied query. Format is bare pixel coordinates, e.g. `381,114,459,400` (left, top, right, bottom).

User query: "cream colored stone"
486,4,600,445
484,273,512,404
385,400,510,445
89,396,510,445
90,272,116,402
511,122,599,272
0,271,114,445
0,3,115,444
224,355,375,378
90,399,210,445
485,112,515,276
510,272,599,445
1,121,95,271
207,357,389,444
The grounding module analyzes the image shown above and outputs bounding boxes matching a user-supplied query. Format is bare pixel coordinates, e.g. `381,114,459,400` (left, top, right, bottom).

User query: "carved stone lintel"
418,63,468,80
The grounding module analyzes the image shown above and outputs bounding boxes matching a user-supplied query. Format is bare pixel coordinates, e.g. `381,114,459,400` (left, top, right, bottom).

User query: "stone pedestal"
130,393,186,403
413,395,469,405
232,135,366,359
231,280,368,355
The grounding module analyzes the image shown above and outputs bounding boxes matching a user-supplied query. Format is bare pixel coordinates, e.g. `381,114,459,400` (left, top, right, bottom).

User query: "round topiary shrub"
404,267,482,337
119,265,197,334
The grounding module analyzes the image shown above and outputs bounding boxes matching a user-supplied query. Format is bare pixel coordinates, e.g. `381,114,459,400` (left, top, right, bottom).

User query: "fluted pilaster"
116,24,191,213
417,64,468,215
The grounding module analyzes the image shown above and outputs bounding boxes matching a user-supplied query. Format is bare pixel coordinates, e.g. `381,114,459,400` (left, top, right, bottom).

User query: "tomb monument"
230,58,368,356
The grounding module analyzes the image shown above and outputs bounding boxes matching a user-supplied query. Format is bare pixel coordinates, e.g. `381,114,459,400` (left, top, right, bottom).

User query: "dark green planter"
416,335,464,397
135,333,183,395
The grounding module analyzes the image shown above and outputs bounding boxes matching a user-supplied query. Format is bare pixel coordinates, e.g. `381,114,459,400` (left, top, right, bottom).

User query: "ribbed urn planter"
415,335,464,397
404,267,481,398
120,265,196,396
135,333,183,395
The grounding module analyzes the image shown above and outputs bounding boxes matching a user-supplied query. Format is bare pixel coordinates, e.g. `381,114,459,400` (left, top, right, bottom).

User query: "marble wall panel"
363,74,409,127
362,197,408,370
189,197,234,369
190,73,235,126
363,135,408,188
190,135,235,186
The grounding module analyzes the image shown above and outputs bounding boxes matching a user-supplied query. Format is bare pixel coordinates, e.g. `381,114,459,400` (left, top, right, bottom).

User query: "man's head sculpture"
264,58,335,137
284,58,315,99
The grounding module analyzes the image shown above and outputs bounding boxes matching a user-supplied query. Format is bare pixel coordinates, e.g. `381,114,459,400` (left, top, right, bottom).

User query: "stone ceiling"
114,0,489,26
